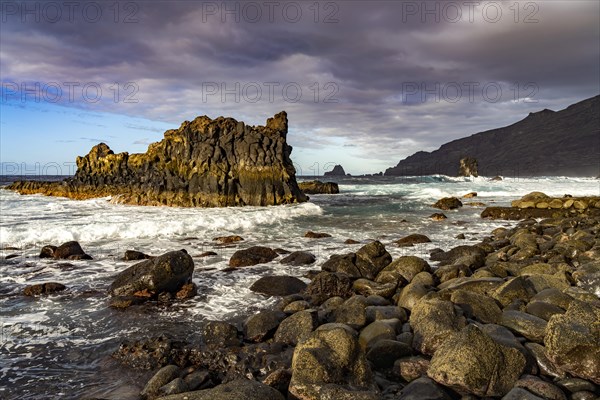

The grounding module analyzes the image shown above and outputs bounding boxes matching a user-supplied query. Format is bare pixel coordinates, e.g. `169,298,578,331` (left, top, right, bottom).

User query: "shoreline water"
1,176,599,399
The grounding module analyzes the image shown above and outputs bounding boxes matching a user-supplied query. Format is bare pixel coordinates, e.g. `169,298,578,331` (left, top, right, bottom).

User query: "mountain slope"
385,95,600,177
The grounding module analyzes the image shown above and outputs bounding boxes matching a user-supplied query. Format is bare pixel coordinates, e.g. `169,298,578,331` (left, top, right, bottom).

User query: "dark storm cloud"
1,0,598,170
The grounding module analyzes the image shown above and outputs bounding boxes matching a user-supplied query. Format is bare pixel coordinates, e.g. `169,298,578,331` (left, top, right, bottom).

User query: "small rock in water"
53,241,93,260
304,231,332,238
429,213,447,221
433,197,463,210
123,250,153,261
229,246,278,267
109,250,194,299
197,251,218,257
23,282,66,296
463,192,478,198
250,275,307,297
213,235,244,244
394,234,431,247
345,239,360,244
280,251,316,266
298,180,339,194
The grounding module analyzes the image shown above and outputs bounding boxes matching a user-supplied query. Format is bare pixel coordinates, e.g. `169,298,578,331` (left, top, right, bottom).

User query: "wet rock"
463,192,478,198
366,339,412,369
544,301,600,384
493,276,537,307
109,295,147,309
514,375,567,400
23,282,66,296
397,376,453,400
428,324,526,397
53,241,92,260
434,264,472,283
502,387,545,400
524,343,566,379
353,279,396,299
410,297,466,355
213,235,244,244
109,250,194,298
345,239,360,244
397,282,431,311
450,290,502,324
183,370,210,391
500,310,547,343
197,251,218,257
358,319,399,350
124,250,153,261
394,356,430,382
288,323,377,400
262,367,292,394
202,321,240,347
433,197,463,210
354,241,392,279
250,275,307,297
229,246,278,267
395,234,432,247
158,378,188,397
429,245,486,267
155,379,285,400
175,283,197,300
243,310,286,342
280,251,316,266
525,301,565,321
298,180,339,194
429,213,447,221
141,365,181,399
556,378,597,393
113,335,184,370
366,306,407,323
530,288,574,310
332,295,368,329
304,272,353,305
304,231,332,238
376,256,430,284
283,300,310,313
39,245,57,258
274,309,318,345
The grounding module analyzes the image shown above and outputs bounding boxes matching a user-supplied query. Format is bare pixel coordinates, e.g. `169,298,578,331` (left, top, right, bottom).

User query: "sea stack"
324,164,346,177
459,157,479,177
7,112,308,207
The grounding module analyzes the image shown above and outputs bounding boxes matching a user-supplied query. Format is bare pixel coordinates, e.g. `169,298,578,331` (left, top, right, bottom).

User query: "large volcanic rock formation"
8,111,308,207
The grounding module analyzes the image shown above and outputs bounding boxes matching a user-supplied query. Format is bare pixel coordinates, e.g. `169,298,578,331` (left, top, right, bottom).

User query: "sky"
1,0,599,176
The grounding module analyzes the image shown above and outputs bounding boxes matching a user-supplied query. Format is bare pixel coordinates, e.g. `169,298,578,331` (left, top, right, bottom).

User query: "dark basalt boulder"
324,164,346,176
123,250,153,261
7,112,307,207
39,241,92,260
298,180,339,194
23,282,66,296
109,250,194,298
433,197,463,210
229,246,278,267
249,275,307,296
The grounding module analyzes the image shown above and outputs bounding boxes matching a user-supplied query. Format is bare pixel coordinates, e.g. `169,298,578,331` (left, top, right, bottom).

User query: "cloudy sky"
1,0,598,175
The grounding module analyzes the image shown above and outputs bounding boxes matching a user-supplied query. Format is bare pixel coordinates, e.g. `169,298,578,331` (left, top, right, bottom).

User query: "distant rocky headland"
386,95,600,177
8,112,308,207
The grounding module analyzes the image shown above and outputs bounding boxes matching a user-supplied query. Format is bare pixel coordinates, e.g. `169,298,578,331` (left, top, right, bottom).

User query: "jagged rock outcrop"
298,180,339,194
7,112,308,207
459,157,478,177
385,95,600,177
324,164,346,177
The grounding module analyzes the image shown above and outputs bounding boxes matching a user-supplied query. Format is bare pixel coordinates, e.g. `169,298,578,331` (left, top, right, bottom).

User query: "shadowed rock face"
7,111,308,207
385,95,600,177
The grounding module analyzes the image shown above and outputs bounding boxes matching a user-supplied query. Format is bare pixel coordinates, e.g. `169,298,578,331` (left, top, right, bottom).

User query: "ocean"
0,175,598,399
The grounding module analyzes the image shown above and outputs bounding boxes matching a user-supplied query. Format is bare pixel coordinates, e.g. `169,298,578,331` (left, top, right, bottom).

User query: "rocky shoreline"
41,192,595,400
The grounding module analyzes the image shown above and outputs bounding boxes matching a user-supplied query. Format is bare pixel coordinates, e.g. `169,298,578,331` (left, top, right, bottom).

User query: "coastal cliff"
385,95,600,177
7,112,308,207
